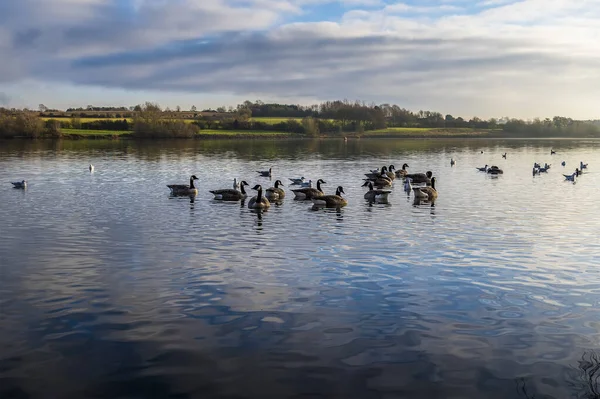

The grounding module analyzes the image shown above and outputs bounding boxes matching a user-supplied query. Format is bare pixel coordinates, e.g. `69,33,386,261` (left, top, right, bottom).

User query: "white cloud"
1,0,600,118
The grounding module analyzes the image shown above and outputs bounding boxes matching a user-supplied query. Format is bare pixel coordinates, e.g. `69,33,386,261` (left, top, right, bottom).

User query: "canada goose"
580,162,588,170
450,158,456,166
289,177,305,185
487,166,503,175
538,166,549,173
386,165,396,180
575,168,581,176
210,180,249,201
476,165,488,172
89,164,94,172
532,167,539,176
367,176,392,188
11,180,27,189
312,186,348,207
167,175,199,195
405,171,432,185
257,167,272,177
248,184,271,209
404,177,412,194
395,163,409,178
365,166,389,180
292,179,326,200
233,178,240,190
413,177,437,201
551,149,556,155
561,161,566,167
564,173,576,182
265,180,285,201
502,153,507,159
362,181,391,202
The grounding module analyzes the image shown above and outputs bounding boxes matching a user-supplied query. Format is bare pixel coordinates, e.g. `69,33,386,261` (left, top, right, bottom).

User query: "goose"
289,177,305,185
167,175,199,195
233,178,240,190
265,180,285,201
476,165,488,172
395,163,409,178
561,161,566,167
563,173,576,182
386,165,396,180
292,179,326,200
365,166,389,180
580,162,588,170
11,180,27,189
450,158,456,166
366,176,392,188
362,181,391,202
534,162,541,168
89,164,94,172
575,168,581,177
257,167,272,177
405,171,432,185
210,180,250,201
487,166,503,175
538,166,549,173
248,185,271,209
551,149,556,155
403,177,412,194
312,186,348,208
533,167,540,176
413,177,437,201
502,153,507,159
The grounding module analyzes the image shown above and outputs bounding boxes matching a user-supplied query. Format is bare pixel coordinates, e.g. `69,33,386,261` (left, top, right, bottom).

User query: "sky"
0,0,599,119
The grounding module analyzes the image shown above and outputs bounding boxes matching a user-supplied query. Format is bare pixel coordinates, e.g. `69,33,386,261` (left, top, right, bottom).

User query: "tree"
191,105,197,112
176,105,181,112
302,116,319,136
39,104,47,112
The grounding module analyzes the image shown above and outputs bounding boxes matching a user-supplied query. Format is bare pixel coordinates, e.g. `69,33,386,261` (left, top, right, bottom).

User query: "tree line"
1,101,599,138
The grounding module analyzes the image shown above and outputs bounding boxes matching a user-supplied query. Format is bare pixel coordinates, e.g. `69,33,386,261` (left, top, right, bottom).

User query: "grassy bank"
360,127,496,137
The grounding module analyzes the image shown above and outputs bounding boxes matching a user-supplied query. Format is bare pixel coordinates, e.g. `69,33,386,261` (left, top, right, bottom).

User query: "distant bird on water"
11,180,27,189
257,167,272,177
551,149,556,155
450,158,456,166
502,153,507,159
561,161,566,167
89,164,94,172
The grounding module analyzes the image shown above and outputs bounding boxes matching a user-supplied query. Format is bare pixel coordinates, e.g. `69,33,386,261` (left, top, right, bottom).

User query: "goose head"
388,165,395,172
361,181,374,190
336,186,345,196
402,163,409,169
426,171,433,178
274,180,284,188
191,175,199,180
251,184,262,191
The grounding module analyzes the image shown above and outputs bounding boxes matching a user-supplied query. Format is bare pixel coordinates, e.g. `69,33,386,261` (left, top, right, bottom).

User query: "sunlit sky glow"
1,0,599,119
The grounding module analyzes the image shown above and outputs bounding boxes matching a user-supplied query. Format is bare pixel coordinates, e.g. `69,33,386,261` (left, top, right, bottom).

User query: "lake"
1,138,600,399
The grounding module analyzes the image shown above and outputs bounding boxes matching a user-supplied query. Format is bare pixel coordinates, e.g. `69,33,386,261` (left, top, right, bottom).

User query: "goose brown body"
168,175,199,195
312,186,347,207
265,180,285,201
248,185,271,209
292,179,326,200
210,181,249,201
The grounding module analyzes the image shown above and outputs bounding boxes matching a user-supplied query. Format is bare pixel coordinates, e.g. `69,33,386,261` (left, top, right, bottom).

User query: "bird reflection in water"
250,209,264,231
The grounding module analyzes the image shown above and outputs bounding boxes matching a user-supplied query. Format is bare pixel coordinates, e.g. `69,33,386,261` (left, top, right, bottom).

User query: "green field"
42,117,129,123
363,127,488,137
62,128,129,135
250,117,303,124
198,129,289,136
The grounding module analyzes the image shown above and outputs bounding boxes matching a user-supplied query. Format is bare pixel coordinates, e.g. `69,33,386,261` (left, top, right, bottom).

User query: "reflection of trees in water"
517,350,600,399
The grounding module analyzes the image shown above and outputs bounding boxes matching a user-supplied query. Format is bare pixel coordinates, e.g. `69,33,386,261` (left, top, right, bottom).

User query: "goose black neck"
189,177,196,189
240,184,246,194
317,180,323,192
256,187,263,201
336,188,342,196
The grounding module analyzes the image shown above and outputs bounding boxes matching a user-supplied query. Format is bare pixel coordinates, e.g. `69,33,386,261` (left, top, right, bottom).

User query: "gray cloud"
0,92,10,106
2,0,600,117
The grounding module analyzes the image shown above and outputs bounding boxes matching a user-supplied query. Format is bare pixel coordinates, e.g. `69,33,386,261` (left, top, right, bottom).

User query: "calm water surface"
1,138,600,399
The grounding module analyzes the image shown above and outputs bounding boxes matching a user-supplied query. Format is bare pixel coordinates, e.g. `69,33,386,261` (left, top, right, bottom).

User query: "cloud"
2,0,600,118
0,92,10,106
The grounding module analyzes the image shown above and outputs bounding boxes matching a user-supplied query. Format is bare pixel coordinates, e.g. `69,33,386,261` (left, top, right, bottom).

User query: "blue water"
1,138,600,399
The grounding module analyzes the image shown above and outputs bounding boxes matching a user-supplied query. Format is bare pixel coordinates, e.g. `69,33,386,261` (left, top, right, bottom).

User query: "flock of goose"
162,163,439,210
9,150,589,207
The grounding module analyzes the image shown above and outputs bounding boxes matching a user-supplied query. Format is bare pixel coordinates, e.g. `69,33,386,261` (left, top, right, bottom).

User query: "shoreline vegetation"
1,100,599,140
